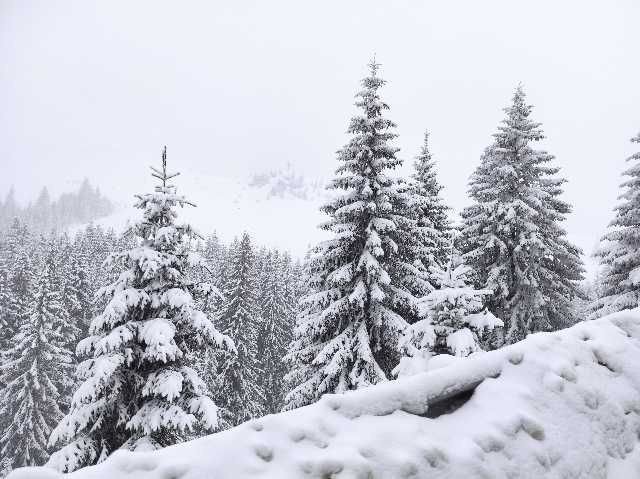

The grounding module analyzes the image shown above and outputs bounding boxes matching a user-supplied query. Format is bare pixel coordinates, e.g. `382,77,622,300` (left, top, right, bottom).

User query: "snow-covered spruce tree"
0,246,73,475
213,233,264,426
202,231,226,292
0,219,34,357
411,130,451,275
184,234,226,405
256,250,295,413
47,148,234,472
0,236,11,359
590,133,640,317
0,187,18,229
283,61,426,410
76,224,117,311
60,247,93,342
44,236,82,360
460,86,584,344
405,258,502,359
33,236,80,410
280,252,303,325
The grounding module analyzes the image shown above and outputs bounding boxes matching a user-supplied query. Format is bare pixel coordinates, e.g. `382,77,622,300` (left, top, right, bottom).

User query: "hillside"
80,168,329,257
10,310,640,479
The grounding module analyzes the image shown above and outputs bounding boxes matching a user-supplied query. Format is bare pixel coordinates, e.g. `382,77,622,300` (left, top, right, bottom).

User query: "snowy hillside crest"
10,309,640,479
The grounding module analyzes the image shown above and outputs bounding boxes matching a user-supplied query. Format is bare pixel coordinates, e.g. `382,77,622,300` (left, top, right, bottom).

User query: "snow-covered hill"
247,164,325,201
72,168,330,256
11,310,640,479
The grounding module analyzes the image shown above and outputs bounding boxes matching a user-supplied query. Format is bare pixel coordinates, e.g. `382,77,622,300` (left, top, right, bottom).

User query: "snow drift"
10,310,640,478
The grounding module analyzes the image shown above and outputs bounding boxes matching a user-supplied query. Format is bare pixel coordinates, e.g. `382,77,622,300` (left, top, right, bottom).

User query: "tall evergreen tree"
45,236,81,356
256,250,295,413
60,248,93,342
411,130,451,274
283,61,424,410
1,219,34,355
590,133,640,317
214,233,264,426
0,247,73,475
460,86,584,343
47,148,234,472
0,237,11,360
202,232,226,291
0,187,18,228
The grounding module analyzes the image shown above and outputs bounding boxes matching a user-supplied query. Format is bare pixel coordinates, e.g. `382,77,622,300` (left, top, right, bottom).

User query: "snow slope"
72,169,330,257
11,310,640,479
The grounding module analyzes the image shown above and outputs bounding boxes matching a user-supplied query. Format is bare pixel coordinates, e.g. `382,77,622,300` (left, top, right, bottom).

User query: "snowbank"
11,310,640,478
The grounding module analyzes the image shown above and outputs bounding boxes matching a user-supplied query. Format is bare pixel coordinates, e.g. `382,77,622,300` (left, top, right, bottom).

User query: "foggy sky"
2,0,640,274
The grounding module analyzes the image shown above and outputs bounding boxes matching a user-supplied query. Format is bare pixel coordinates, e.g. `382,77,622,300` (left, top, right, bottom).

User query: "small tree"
397,255,502,377
423,261,501,356
48,148,234,472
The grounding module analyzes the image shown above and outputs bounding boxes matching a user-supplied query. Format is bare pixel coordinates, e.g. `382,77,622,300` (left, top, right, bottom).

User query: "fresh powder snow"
9,308,640,478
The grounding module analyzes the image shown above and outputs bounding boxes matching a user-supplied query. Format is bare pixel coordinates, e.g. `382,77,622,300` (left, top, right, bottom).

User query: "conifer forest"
2,2,640,478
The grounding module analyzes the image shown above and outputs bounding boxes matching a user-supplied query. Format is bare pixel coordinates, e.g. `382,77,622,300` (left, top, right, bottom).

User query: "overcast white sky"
2,0,639,271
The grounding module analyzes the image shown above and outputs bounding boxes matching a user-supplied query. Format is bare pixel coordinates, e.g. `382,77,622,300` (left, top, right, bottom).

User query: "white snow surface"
70,170,330,257
11,310,640,479
466,309,503,332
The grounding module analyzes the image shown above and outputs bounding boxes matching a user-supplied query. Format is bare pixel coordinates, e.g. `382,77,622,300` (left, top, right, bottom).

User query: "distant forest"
0,179,114,233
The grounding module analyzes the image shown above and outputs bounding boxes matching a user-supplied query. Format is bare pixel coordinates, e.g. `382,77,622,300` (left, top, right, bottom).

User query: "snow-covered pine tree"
72,224,101,320
394,249,503,378
213,232,264,426
0,235,11,360
280,252,303,324
0,187,18,229
47,148,235,472
415,260,501,356
388,176,440,325
202,232,226,292
590,133,640,317
184,233,226,401
60,247,93,342
283,60,425,410
460,86,584,344
411,130,451,275
0,219,34,357
76,224,116,304
35,236,80,410
45,235,82,359
256,250,294,413
0,245,73,475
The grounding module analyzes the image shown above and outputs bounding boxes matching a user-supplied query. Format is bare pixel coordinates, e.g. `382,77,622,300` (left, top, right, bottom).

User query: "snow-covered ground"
10,310,640,479
71,168,330,257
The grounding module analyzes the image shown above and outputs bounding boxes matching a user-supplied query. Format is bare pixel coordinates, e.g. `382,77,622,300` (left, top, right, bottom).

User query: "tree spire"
368,55,380,77
150,146,180,189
